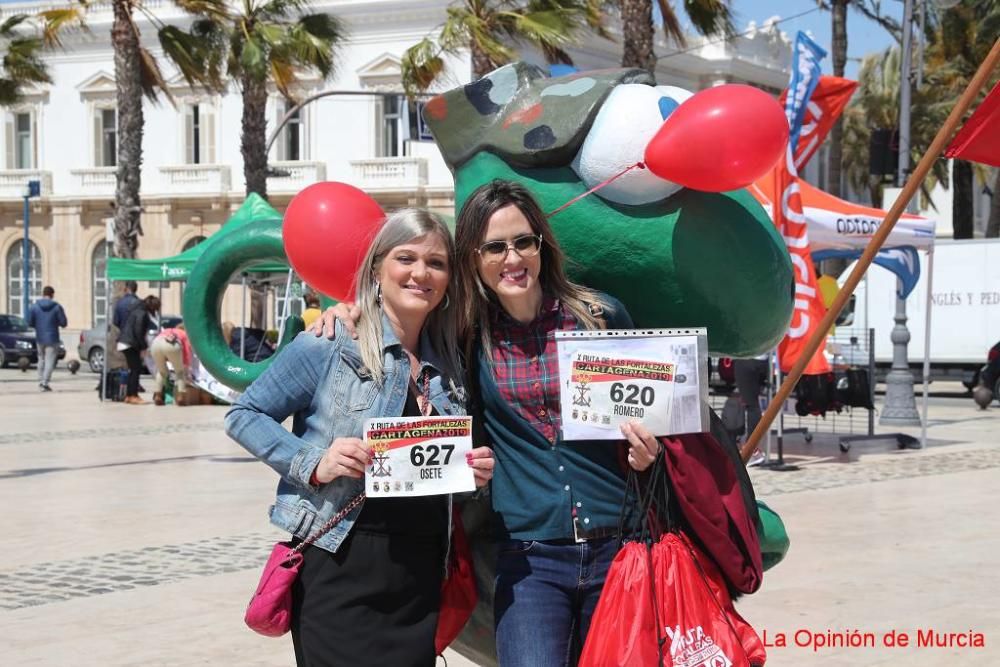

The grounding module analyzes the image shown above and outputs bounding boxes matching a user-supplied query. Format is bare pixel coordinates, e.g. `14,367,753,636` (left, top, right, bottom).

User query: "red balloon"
643,84,789,192
283,182,385,301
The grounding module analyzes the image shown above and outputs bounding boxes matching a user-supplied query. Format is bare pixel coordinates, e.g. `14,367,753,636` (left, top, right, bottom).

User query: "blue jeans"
494,537,618,667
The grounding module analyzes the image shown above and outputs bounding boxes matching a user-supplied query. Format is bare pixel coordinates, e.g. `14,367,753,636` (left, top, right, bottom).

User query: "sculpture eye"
571,83,693,206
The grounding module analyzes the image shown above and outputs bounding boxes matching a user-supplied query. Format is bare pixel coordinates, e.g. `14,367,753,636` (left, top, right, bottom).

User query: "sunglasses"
476,234,544,264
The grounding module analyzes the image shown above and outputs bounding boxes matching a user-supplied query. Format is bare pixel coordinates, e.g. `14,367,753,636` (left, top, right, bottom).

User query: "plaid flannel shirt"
490,296,575,443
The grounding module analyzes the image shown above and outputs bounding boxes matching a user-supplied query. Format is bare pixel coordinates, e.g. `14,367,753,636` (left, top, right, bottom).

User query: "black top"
353,390,449,536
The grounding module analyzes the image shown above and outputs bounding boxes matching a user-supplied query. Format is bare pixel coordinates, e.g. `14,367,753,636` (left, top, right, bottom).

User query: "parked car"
0,314,67,368
78,315,182,373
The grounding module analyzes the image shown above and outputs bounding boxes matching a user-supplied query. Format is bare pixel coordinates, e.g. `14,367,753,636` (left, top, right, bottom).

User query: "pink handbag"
244,494,364,636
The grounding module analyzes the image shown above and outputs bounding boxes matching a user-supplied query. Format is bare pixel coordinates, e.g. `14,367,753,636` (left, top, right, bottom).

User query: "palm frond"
655,0,686,47
401,37,446,96
171,0,232,22
257,0,309,21
0,14,31,36
269,57,298,100
680,0,735,38
286,15,344,78
138,46,174,104
158,24,226,92
36,7,87,48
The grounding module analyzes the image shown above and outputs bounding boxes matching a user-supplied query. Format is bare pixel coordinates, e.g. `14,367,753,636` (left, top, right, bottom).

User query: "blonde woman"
226,209,494,666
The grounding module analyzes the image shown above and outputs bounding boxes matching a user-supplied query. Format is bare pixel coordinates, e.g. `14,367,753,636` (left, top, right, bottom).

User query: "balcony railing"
70,167,117,198
0,170,53,200
267,161,326,194
160,164,231,195
350,157,428,191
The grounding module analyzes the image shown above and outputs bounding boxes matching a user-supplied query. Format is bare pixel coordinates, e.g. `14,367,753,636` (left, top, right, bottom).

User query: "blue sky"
684,0,904,80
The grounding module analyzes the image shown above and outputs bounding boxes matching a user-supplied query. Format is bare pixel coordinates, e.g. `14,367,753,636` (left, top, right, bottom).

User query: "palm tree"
815,1,901,201
923,0,999,238
99,0,230,259
401,0,610,95
841,47,949,209
196,0,346,200
0,16,51,106
0,9,82,106
35,0,228,260
182,1,343,327
618,0,734,74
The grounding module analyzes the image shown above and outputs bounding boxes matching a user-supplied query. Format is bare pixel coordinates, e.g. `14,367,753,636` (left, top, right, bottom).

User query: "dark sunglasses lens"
513,235,540,253
481,241,509,256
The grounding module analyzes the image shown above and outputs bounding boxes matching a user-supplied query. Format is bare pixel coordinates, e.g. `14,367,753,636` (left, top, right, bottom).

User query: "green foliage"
841,46,950,207
401,0,611,96
0,13,64,105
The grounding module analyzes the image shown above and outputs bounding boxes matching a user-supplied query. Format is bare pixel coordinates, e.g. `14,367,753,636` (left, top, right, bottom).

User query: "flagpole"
741,37,1000,463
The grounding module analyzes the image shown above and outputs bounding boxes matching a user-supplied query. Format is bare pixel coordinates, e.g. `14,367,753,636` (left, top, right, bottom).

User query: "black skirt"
291,528,445,667
290,390,447,666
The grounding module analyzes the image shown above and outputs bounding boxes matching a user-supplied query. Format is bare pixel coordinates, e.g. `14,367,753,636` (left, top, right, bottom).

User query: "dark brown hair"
454,179,607,357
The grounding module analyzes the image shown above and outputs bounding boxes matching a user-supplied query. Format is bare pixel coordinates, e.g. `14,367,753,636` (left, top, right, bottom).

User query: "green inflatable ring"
183,219,304,392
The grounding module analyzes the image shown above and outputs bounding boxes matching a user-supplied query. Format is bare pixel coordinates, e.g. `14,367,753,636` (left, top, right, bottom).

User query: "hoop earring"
375,282,383,306
441,293,450,311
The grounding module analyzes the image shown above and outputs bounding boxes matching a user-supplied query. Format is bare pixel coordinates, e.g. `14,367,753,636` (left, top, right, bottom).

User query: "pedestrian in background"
733,354,770,466
301,292,322,329
118,295,160,405
150,323,191,406
112,280,140,329
27,285,67,392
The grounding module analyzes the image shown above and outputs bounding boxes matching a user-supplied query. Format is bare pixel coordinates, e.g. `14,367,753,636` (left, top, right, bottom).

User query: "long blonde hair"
453,180,609,359
354,208,462,386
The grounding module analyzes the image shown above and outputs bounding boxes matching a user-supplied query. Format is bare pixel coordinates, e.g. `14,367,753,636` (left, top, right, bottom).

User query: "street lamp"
881,0,922,429
21,179,41,318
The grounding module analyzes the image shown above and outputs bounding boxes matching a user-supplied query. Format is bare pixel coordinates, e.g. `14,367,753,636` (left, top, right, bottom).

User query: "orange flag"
770,152,831,375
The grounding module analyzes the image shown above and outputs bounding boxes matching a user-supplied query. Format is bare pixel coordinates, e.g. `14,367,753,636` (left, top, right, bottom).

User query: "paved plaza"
1,365,997,666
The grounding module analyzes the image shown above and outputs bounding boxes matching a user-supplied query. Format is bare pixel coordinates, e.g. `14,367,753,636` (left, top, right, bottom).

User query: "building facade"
0,0,793,335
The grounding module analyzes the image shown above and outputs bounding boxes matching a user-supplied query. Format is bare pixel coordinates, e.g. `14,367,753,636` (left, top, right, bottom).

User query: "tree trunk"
827,0,848,199
987,169,1000,238
620,0,655,73
112,0,143,260
952,159,974,239
470,41,493,79
241,73,269,200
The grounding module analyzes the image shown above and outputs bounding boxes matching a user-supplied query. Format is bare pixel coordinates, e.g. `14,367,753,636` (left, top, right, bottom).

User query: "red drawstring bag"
578,540,662,667
652,532,766,667
581,459,765,667
434,506,478,654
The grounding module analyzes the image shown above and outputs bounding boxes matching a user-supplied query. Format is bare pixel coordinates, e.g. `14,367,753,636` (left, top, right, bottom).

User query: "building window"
191,104,201,163
381,95,402,157
4,110,36,169
94,108,116,167
377,95,423,156
276,100,303,161
92,242,109,327
185,104,215,164
6,240,42,318
15,112,33,169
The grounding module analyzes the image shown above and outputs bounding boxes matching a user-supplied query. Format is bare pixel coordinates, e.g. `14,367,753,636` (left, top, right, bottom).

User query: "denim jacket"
225,318,467,553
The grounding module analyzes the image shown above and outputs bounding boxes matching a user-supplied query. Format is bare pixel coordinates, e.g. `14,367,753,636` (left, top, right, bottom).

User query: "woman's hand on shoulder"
620,421,661,472
308,302,361,340
466,446,495,487
314,437,370,483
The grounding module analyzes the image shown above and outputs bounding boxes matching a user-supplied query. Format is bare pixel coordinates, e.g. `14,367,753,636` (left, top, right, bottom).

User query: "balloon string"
546,162,646,218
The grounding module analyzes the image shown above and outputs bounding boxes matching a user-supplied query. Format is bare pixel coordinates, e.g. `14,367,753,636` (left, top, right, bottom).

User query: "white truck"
844,238,1000,389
